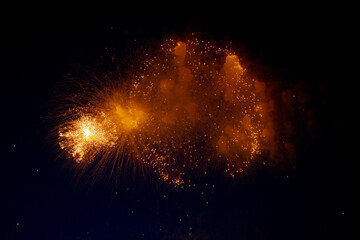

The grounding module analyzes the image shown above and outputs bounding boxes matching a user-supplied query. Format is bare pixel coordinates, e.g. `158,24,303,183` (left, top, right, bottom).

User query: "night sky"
1,6,352,240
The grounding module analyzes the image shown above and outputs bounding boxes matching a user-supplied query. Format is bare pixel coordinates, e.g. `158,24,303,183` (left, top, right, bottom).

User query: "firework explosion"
55,38,278,186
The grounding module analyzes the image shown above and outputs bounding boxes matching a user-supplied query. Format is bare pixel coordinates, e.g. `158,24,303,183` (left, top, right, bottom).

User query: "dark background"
0,5,352,239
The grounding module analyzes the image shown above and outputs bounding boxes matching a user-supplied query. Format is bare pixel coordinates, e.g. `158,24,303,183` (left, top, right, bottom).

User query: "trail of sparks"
55,38,276,186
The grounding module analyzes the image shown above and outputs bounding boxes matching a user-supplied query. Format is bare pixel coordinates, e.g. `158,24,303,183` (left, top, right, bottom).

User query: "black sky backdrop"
0,6,352,240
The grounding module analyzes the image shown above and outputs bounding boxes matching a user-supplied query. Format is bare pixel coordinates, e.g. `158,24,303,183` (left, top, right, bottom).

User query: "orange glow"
59,115,117,162
55,37,279,186
217,135,229,153
114,105,147,131
224,55,245,75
